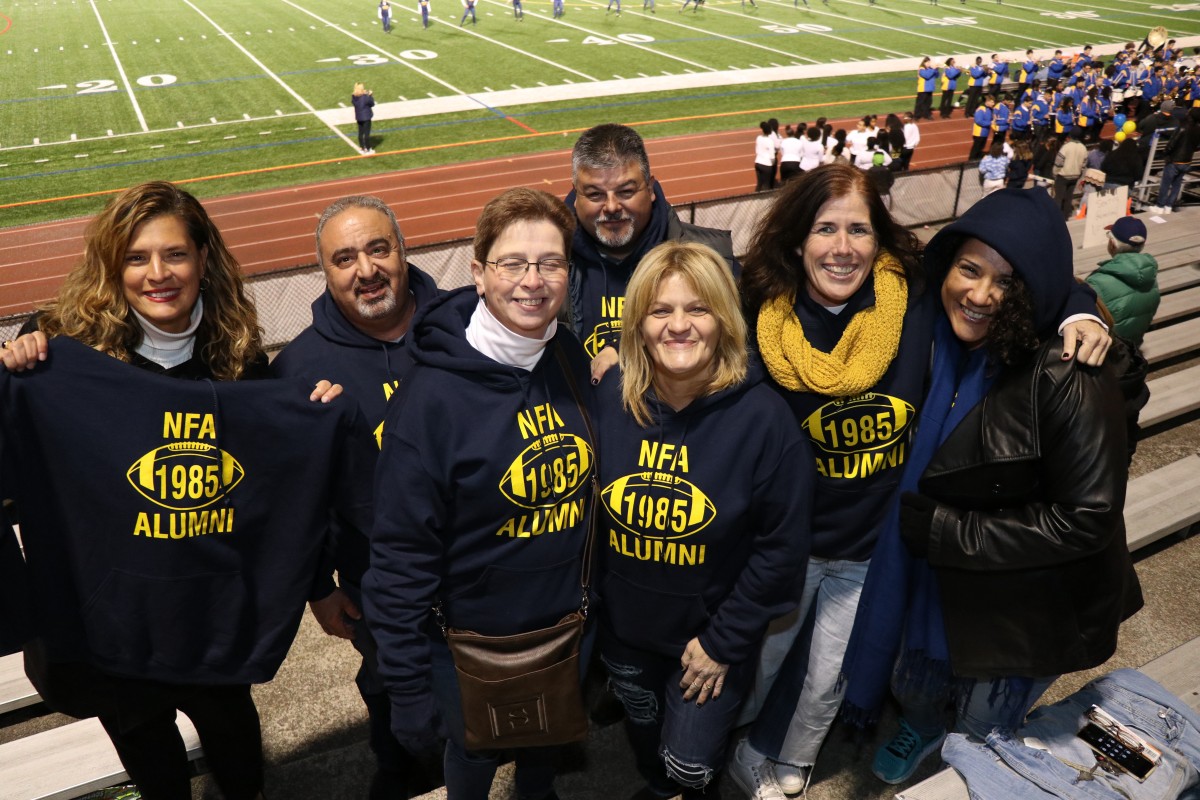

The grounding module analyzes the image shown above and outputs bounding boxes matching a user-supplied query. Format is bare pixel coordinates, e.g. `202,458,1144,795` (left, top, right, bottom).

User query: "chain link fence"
0,161,992,352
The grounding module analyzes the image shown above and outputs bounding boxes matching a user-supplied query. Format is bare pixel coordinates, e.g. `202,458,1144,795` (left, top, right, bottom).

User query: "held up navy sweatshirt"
362,287,597,727
596,364,813,666
0,338,376,684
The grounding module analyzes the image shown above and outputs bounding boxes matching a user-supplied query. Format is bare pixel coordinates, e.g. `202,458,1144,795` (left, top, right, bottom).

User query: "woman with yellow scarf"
727,164,1111,798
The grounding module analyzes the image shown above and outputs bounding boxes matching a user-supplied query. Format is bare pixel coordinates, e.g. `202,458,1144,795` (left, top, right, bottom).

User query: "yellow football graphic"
803,394,914,456
600,471,716,540
499,432,592,509
126,442,245,511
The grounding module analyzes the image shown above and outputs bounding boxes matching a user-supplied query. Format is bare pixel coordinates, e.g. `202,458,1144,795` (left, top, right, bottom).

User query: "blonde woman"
353,82,375,154
596,241,811,799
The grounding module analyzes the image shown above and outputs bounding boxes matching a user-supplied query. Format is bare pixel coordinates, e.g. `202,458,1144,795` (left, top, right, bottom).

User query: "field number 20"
76,74,178,94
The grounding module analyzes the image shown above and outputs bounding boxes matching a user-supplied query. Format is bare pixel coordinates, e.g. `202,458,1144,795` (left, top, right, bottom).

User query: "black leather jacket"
916,338,1144,679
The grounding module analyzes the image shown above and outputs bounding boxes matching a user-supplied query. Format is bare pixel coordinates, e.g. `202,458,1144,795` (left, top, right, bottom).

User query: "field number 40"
75,74,177,94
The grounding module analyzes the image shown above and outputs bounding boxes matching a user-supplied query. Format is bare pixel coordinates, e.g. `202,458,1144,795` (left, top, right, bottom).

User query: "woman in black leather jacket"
842,187,1145,785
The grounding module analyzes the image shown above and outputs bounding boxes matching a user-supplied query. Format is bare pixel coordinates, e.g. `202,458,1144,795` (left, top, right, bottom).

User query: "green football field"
1,0,1197,225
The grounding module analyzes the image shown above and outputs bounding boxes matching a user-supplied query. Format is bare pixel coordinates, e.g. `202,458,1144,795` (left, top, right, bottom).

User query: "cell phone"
1077,709,1158,782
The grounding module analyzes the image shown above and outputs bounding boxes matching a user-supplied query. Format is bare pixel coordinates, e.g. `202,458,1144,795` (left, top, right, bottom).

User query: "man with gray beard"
271,195,442,799
566,124,737,380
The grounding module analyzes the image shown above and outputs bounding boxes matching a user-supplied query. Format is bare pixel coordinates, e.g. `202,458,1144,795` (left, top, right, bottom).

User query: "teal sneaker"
871,718,946,785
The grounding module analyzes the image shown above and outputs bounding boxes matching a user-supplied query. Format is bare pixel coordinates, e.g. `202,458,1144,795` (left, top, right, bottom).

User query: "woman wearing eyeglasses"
363,188,597,800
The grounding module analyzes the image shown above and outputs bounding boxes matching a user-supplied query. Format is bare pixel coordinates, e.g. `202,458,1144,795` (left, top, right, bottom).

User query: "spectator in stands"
270,195,444,798
1087,216,1160,348
353,82,375,155
755,122,779,192
597,241,812,800
1102,136,1144,190
1032,136,1061,185
728,166,1111,799
362,188,594,800
565,123,736,382
978,140,1010,195
1153,108,1200,214
940,58,963,119
1136,98,1177,161
1053,129,1088,219
0,181,345,800
915,57,938,121
900,113,920,171
1006,139,1034,189
846,117,872,162
843,188,1143,784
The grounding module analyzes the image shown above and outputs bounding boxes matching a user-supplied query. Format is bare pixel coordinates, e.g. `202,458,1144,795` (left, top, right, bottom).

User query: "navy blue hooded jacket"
362,287,597,733
0,338,376,683
596,363,812,665
271,265,441,592
565,183,738,359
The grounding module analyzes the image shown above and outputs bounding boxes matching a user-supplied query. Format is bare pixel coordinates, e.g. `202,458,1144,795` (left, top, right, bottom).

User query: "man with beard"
272,195,442,799
567,123,737,380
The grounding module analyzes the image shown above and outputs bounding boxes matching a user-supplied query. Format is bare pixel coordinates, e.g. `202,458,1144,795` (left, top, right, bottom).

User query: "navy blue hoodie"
565,183,738,359
271,265,441,592
596,365,812,666
362,287,597,723
0,338,376,684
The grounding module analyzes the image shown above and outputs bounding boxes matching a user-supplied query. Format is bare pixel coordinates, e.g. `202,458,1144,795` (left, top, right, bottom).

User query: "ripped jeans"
600,631,753,797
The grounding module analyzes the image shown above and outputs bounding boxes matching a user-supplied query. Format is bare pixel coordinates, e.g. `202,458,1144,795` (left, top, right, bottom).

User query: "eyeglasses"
329,239,402,269
485,258,570,281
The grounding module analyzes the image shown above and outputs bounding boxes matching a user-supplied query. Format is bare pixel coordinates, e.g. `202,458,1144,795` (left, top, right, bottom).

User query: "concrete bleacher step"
0,653,39,714
897,636,1200,800
1123,454,1200,552
0,714,202,800
1154,285,1200,325
1157,264,1200,294
1141,367,1200,428
1141,316,1200,364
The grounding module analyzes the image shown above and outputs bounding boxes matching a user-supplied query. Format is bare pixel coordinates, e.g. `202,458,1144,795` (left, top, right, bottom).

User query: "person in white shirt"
798,127,826,172
779,128,805,183
845,117,872,161
900,113,920,171
755,121,779,191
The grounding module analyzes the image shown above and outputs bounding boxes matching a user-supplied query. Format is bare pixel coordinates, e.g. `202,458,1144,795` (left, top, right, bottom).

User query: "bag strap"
554,342,598,614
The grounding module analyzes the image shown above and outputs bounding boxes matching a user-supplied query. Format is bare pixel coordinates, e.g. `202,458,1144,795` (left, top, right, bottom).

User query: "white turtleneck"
132,296,203,370
465,296,556,371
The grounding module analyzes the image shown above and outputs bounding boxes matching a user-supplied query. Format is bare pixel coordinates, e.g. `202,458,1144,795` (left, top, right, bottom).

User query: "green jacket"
1085,251,1160,347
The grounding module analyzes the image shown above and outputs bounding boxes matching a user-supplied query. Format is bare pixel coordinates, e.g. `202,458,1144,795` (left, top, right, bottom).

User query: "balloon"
1114,113,1127,128
1123,120,1137,134
1115,131,1127,142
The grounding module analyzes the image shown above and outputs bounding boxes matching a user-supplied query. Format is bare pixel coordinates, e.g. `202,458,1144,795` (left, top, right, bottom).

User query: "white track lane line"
88,0,149,132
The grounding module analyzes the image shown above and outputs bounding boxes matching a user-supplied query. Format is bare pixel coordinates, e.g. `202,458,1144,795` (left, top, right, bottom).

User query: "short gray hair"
1108,235,1143,255
315,195,405,267
571,124,652,185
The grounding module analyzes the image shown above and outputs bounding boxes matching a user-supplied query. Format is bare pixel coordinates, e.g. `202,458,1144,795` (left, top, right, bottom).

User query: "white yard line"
426,16,600,81
88,0,148,132
182,0,361,151
698,0,913,57
1001,0,1200,37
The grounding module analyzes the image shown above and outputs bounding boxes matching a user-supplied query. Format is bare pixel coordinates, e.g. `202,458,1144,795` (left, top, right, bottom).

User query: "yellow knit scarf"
757,250,908,396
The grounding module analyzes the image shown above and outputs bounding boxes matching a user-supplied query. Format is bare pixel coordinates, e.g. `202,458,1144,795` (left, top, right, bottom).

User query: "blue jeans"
742,557,870,767
1159,161,1192,208
601,632,753,795
428,624,594,800
942,669,1200,799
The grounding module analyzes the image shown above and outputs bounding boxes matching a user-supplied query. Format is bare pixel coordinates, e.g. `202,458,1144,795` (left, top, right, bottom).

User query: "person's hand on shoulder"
1,332,49,372
590,346,619,385
309,380,344,403
1061,318,1111,366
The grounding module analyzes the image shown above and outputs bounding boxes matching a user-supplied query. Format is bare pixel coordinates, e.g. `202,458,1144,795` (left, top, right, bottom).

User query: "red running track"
0,115,976,318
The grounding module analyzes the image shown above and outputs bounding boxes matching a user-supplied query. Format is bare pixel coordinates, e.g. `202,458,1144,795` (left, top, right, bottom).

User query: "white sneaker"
774,763,809,795
1163,206,1173,214
730,740,787,800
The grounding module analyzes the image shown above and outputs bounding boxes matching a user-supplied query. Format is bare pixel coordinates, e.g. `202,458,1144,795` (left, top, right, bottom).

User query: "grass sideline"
2,0,1197,226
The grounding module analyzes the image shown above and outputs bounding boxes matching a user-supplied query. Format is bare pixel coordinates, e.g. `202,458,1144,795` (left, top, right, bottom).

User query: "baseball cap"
1161,99,1177,113
1106,216,1148,245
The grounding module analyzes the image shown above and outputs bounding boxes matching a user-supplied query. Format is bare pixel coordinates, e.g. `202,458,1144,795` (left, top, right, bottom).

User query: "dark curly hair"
739,163,923,314
986,275,1040,366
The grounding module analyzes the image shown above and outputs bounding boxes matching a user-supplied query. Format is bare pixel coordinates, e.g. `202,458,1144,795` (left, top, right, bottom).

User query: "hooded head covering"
923,188,1073,336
